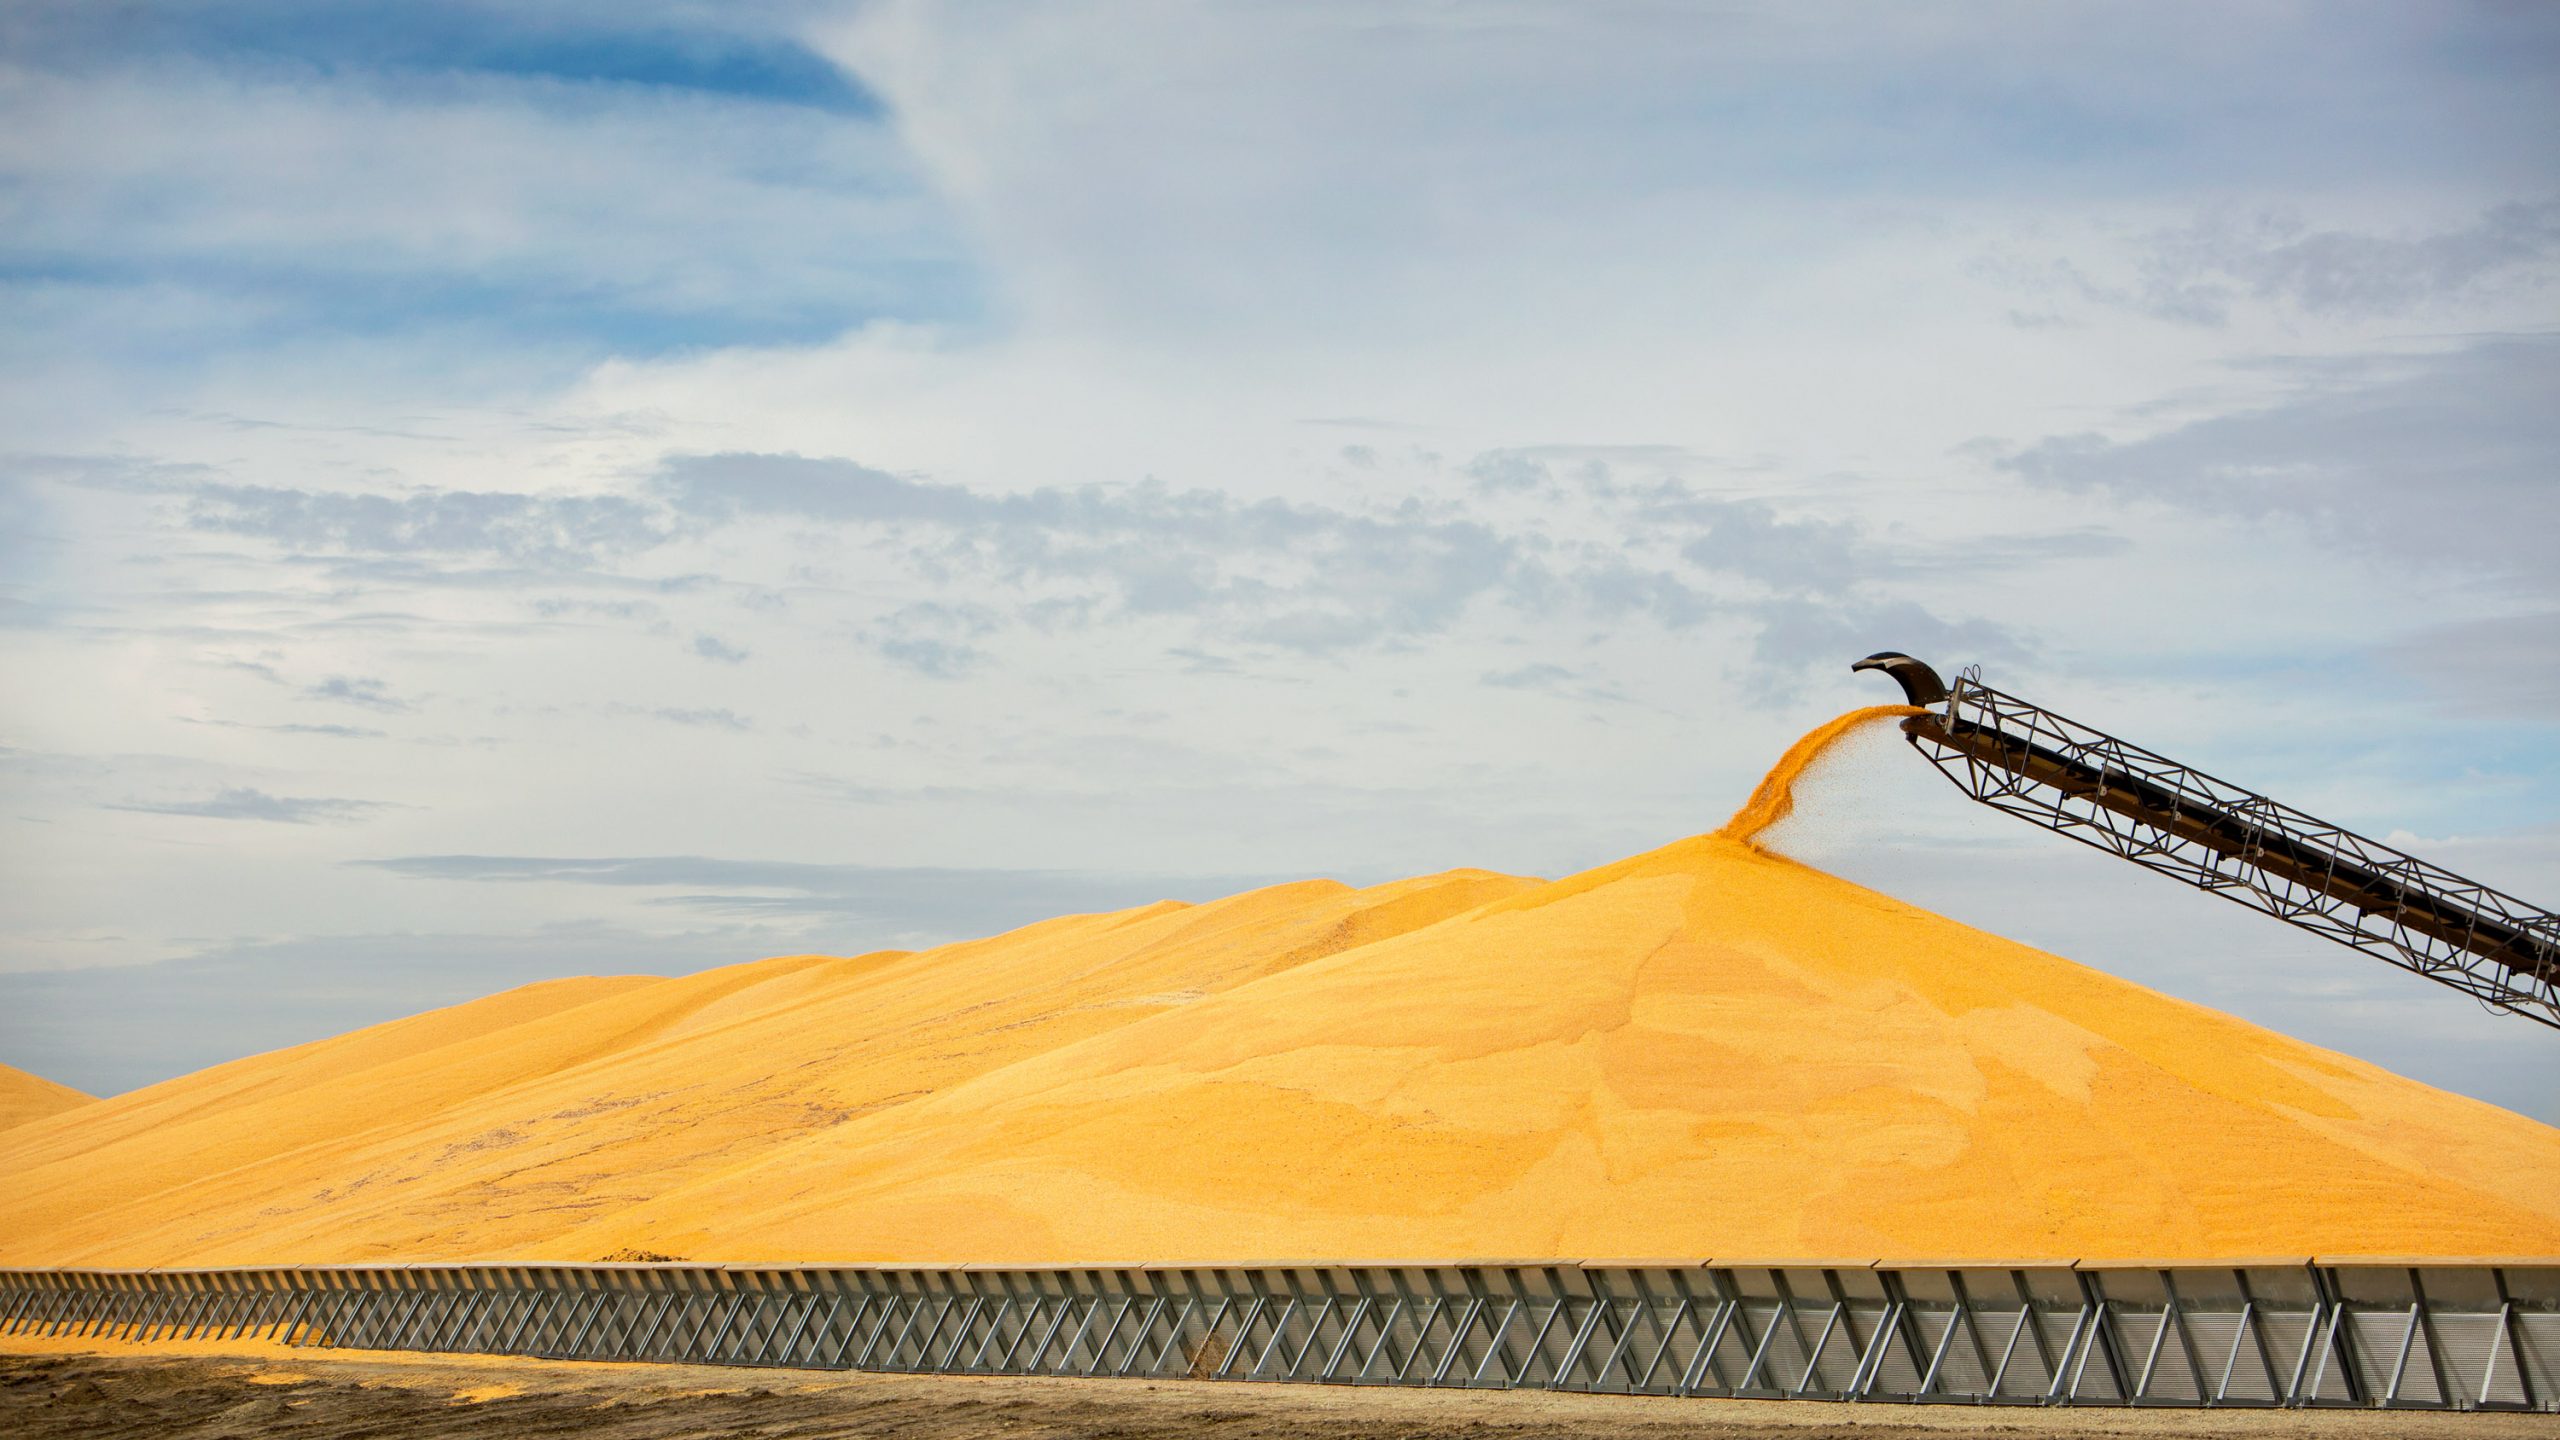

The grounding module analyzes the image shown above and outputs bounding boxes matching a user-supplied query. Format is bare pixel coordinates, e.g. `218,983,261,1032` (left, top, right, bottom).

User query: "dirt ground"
4,1336,2556,1439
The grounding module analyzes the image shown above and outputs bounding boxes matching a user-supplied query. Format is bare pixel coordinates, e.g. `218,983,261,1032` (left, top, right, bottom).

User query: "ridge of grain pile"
3,709,2555,1269
0,1062,93,1132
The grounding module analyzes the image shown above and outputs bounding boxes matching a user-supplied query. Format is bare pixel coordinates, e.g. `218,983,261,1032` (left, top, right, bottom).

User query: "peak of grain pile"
3,711,2555,1269
0,1062,92,1133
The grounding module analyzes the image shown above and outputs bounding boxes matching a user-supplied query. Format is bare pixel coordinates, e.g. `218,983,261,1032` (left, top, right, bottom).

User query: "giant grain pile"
0,1063,91,1133
4,710,2556,1268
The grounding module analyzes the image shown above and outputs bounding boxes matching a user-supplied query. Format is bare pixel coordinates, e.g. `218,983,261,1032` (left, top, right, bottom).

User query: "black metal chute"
1850,651,1950,708
1852,653,2560,1030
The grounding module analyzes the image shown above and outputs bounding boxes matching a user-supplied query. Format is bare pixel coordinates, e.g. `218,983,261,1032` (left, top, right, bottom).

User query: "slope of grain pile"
0,1062,92,1132
3,709,2556,1269
563,827,2560,1265
0,871,1528,1267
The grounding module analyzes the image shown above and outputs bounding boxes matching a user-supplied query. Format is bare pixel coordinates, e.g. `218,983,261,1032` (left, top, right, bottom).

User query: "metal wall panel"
0,1261,2549,1410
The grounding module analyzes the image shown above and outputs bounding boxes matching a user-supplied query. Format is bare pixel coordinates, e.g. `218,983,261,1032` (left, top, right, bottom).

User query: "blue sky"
1,0,972,368
2,1,2556,1120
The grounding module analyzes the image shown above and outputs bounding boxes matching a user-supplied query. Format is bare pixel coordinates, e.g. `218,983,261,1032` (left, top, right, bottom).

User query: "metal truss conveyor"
1852,653,2560,1030
3,1260,2554,1411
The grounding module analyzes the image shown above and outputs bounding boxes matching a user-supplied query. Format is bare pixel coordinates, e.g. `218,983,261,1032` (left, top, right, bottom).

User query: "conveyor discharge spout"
1853,652,2560,1030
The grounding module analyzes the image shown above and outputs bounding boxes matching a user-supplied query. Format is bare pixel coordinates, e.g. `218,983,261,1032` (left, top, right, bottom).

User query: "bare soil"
4,1342,2556,1439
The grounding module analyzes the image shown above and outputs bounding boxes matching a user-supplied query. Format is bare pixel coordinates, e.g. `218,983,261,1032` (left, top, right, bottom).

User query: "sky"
2,1,2556,1121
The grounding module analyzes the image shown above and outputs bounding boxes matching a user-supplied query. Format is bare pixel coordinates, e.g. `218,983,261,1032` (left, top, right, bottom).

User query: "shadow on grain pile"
9,1351,2559,1440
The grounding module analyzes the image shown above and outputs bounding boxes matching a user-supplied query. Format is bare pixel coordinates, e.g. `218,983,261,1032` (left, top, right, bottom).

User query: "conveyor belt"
1854,654,2560,1031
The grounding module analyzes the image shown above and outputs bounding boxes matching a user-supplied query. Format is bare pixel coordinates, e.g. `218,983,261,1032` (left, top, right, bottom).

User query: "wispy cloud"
1979,199,2560,329
1672,500,1871,594
690,632,749,664
1998,335,2560,597
2131,200,2560,325
358,853,1296,932
187,483,670,569
1482,662,1577,692
649,707,753,731
29,437,2019,683
870,600,998,677
176,717,390,740
1747,597,2024,673
109,787,388,824
1480,662,1634,706
659,451,1561,651
1464,451,1553,495
876,636,977,677
654,450,2012,668
304,675,412,712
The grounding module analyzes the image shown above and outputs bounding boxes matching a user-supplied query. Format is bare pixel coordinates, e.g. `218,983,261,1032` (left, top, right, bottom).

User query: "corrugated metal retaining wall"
2,1261,2552,1410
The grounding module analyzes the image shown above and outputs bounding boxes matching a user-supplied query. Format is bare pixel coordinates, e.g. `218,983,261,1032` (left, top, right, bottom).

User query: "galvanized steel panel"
0,1260,2548,1410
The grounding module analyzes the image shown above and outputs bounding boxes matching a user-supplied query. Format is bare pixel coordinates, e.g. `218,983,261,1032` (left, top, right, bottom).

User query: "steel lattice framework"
1895,671,2560,1031
2,1261,2554,1410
